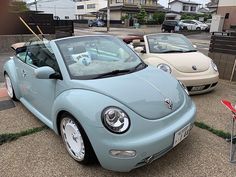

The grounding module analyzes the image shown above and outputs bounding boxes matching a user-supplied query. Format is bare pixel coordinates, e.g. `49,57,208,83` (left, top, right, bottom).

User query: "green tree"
9,1,29,13
152,12,165,24
153,12,159,22
136,8,147,24
157,12,165,24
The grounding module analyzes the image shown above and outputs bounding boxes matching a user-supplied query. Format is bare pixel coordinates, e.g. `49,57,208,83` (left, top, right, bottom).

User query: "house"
206,0,218,14
75,0,107,20
198,7,211,14
100,0,164,22
168,0,201,14
26,0,76,20
217,0,236,30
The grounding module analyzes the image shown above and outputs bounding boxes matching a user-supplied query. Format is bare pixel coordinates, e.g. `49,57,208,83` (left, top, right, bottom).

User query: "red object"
221,100,236,119
122,36,144,44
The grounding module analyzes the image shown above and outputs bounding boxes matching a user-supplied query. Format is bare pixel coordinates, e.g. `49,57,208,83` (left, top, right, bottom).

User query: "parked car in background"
4,35,196,172
88,19,105,27
124,33,219,95
161,20,186,33
181,20,209,31
205,19,212,29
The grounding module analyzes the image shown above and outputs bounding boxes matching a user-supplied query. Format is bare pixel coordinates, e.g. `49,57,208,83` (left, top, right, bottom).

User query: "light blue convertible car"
4,35,196,172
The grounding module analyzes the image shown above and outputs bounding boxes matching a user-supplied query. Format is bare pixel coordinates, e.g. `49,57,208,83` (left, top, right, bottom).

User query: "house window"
116,0,123,3
190,6,196,12
77,5,84,9
183,5,189,11
87,4,96,9
140,0,146,4
127,0,134,3
225,13,230,19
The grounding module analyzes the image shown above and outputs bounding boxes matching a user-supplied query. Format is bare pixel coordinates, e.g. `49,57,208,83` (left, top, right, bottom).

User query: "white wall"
170,2,183,12
219,0,236,7
27,0,76,20
170,1,199,13
75,0,107,15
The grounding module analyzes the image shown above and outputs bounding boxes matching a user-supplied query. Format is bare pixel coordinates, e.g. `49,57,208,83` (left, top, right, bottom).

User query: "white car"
181,20,208,31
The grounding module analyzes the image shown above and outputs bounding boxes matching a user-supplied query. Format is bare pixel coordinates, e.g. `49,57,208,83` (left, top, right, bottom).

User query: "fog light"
109,150,136,158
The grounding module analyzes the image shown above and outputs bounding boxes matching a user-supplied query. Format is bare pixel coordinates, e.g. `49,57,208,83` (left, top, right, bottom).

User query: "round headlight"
102,107,130,134
211,60,218,72
179,81,189,95
157,64,172,73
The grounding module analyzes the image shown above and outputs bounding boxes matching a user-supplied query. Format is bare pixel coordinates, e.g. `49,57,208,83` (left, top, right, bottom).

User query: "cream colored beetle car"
127,33,219,95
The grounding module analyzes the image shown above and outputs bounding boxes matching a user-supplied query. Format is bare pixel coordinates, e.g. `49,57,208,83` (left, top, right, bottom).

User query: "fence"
0,12,74,38
0,12,55,35
209,32,236,81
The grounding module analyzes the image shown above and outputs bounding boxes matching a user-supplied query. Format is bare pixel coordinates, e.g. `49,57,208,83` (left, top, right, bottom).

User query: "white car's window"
146,34,197,53
56,36,145,79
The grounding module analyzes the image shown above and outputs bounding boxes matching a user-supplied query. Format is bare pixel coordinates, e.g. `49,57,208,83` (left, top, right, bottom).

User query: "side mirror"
34,66,56,79
134,46,146,54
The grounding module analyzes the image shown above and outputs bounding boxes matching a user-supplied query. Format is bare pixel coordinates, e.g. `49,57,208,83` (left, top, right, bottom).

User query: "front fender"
51,89,128,134
144,57,169,67
3,58,21,99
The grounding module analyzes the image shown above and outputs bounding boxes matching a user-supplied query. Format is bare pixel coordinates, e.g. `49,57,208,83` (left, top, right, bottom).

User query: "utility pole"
168,0,171,9
107,0,110,32
35,0,38,11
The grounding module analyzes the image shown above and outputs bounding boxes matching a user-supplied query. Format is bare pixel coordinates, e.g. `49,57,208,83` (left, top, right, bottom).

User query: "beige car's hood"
152,52,210,73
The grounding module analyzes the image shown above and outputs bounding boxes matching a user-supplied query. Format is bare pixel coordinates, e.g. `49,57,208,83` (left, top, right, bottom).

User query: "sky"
159,0,211,7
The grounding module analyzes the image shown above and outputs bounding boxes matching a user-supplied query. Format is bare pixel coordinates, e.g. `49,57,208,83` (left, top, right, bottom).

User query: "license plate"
173,124,191,147
191,85,205,91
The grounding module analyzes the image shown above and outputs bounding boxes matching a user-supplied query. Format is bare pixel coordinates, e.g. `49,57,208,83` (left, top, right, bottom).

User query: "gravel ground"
192,80,236,133
0,102,43,134
0,127,235,177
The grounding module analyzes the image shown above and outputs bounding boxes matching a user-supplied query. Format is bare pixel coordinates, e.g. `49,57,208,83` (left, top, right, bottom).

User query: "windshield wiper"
182,49,197,53
161,50,185,53
94,69,131,79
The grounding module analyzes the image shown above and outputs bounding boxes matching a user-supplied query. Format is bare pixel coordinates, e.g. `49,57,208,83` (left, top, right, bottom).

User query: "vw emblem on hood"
192,65,197,71
165,98,173,110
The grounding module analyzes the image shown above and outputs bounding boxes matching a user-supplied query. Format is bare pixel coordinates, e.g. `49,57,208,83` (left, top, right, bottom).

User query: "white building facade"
26,0,76,20
75,0,107,20
169,0,201,13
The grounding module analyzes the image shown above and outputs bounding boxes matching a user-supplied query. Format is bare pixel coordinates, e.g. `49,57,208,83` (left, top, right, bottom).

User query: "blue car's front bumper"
86,96,196,172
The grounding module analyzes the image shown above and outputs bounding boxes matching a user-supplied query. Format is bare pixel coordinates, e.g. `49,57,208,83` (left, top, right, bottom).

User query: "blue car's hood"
71,67,185,120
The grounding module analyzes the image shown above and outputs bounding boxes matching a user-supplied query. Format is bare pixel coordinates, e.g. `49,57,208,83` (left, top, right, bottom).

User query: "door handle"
22,70,27,78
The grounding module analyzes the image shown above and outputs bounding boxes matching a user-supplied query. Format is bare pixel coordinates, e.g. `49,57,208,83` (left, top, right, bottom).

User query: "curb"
0,83,8,100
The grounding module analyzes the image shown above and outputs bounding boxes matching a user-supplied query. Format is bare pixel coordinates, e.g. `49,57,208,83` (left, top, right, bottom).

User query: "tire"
196,27,201,31
60,113,96,165
4,74,18,101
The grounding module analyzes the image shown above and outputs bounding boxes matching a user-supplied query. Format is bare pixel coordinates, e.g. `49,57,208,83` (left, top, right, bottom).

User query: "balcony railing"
123,0,158,7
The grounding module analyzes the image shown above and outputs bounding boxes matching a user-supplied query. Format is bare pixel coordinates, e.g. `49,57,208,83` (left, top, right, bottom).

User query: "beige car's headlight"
211,60,218,72
157,64,172,73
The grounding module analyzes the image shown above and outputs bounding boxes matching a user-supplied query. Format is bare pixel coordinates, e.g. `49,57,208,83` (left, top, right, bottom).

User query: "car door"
189,21,197,30
182,20,191,30
17,40,60,120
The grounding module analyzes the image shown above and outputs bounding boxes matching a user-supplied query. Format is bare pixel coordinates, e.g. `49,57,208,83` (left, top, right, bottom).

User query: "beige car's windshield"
147,34,197,53
56,36,145,79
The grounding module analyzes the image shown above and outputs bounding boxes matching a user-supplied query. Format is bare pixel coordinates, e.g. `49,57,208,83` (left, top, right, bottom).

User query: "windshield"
146,34,196,53
56,36,144,79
